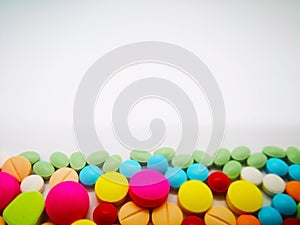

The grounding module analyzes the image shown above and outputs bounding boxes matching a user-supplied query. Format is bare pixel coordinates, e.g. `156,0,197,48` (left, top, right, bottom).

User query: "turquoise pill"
266,158,288,177
70,152,86,171
103,155,122,173
154,147,175,161
79,165,102,186
187,163,209,181
119,160,141,178
289,164,300,181
231,146,250,162
272,193,297,216
262,146,286,158
223,160,242,180
287,146,300,164
258,206,283,225
86,150,109,166
213,148,230,166
19,151,40,164
247,152,267,169
33,161,55,179
147,155,168,174
50,152,69,169
192,150,213,167
165,167,187,189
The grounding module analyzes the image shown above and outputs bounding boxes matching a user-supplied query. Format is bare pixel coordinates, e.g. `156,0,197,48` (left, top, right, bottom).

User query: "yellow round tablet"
71,219,96,225
95,171,129,204
178,180,213,214
226,180,263,214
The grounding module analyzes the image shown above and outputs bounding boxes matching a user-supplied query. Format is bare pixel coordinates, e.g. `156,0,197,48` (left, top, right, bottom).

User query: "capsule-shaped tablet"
205,206,236,225
152,202,183,225
118,201,150,225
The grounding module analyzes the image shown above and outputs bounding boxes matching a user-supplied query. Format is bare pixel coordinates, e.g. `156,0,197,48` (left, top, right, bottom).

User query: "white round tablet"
262,174,285,196
0,151,11,169
240,166,263,186
20,174,45,193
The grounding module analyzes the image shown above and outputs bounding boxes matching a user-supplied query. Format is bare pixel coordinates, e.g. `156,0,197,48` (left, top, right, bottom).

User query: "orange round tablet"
205,206,236,225
286,181,300,202
0,216,5,225
49,167,79,188
2,156,32,182
236,214,261,225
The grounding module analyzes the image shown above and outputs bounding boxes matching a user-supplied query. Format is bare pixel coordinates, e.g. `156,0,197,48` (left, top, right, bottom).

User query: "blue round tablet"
147,154,168,174
258,206,283,225
289,164,300,181
79,165,102,186
272,193,297,216
165,167,187,188
119,159,141,178
266,158,288,177
187,163,209,181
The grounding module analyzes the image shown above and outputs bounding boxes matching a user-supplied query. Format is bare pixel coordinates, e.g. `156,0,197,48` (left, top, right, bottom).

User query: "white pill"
0,151,11,169
20,174,45,193
262,174,285,196
240,166,263,186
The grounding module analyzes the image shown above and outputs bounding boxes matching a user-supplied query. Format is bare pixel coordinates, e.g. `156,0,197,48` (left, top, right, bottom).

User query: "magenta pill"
0,172,20,212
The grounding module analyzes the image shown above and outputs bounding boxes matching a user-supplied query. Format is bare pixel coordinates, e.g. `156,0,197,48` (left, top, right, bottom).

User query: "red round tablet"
283,218,300,225
182,216,205,225
93,202,118,225
207,171,230,194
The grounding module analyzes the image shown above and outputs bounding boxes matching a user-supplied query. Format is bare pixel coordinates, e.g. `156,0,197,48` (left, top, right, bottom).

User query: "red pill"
283,218,300,225
93,202,118,225
207,171,230,194
182,216,205,225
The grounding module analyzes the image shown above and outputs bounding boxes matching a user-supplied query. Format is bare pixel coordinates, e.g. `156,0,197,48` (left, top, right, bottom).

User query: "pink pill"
129,170,170,207
45,181,89,225
0,172,20,212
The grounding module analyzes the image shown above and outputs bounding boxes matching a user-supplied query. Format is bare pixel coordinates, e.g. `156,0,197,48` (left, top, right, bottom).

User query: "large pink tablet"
129,170,170,207
0,172,20,212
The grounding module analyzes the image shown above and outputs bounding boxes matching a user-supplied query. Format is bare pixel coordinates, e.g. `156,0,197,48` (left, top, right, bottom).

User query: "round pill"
0,151,10,169
165,167,187,189
226,180,263,214
262,146,286,158
49,167,79,188
33,161,55,179
265,158,288,177
286,181,300,202
213,148,230,166
70,152,86,171
46,181,89,225
287,146,300,164
71,220,96,225
20,174,45,193
171,154,194,169
262,174,285,196
93,202,118,225
95,171,129,204
192,150,213,167
19,151,40,164
272,193,297,216
231,146,251,162
119,159,141,178
86,150,109,166
247,153,267,169
258,206,283,225
283,218,300,225
152,202,183,225
130,150,152,164
79,165,102,186
240,166,263,186
289,164,300,181
129,170,170,207
236,214,261,225
0,172,20,212
103,155,122,173
178,180,213,214
50,152,69,169
204,206,236,225
0,216,5,225
207,171,230,194
118,201,150,225
147,155,168,174
2,156,32,182
187,163,209,181
223,160,242,180
181,216,205,225
154,147,175,161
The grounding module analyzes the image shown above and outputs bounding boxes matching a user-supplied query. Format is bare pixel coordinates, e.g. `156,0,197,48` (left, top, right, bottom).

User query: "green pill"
19,151,40,164
262,146,286,158
50,152,69,168
154,147,175,161
213,148,231,166
286,146,300,164
70,152,86,170
297,203,300,220
130,150,152,163
192,150,213,167
103,155,122,173
247,152,267,169
86,150,109,165
171,154,194,169
223,160,242,180
33,161,55,179
231,146,250,162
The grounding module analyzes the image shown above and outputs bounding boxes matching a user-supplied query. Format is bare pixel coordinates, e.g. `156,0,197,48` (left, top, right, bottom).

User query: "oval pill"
258,206,283,225
262,174,285,196
70,152,86,171
86,150,109,166
130,150,151,164
231,146,250,162
20,174,45,193
19,151,40,164
272,193,297,216
289,164,300,181
171,154,194,169
236,214,261,225
79,165,101,186
287,146,300,164
240,166,263,186
262,146,286,158
33,161,55,179
223,160,242,180
2,156,32,182
118,201,150,225
154,147,175,161
283,218,300,225
152,202,183,225
49,167,79,188
192,150,213,167
213,148,230,166
265,158,288,177
286,181,300,202
247,153,267,169
50,152,69,169
103,155,122,173
119,159,141,178
204,206,236,225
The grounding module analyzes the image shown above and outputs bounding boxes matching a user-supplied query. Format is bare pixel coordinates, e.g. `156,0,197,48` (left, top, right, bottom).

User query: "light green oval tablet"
50,152,69,168
287,146,300,164
103,155,122,173
3,191,44,225
223,160,242,180
70,152,86,170
19,151,40,164
231,146,250,162
86,150,109,165
247,152,267,169
262,146,286,158
130,150,152,163
33,161,55,179
297,203,300,220
171,154,194,169
154,147,175,161
213,148,231,166
192,150,213,167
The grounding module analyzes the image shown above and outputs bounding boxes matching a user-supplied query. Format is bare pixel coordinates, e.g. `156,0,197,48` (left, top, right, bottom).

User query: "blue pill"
165,167,187,188
187,163,209,181
289,164,300,181
79,165,102,186
266,158,288,177
272,193,297,216
119,159,141,178
147,154,168,174
258,206,283,225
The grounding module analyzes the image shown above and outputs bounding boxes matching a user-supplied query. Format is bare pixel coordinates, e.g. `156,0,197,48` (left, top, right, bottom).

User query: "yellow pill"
41,223,56,225
226,180,263,214
178,180,213,214
71,219,96,225
95,171,129,204
152,202,183,225
0,216,5,225
118,201,150,225
205,206,236,225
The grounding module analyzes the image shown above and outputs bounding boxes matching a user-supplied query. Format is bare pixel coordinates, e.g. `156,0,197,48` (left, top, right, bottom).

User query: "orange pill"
236,214,261,225
118,201,150,225
41,223,56,225
0,216,5,225
286,181,300,202
2,156,32,182
49,167,79,188
152,202,183,225
204,206,236,225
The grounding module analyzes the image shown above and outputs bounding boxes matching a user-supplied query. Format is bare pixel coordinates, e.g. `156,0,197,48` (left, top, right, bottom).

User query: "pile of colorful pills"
0,146,300,225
